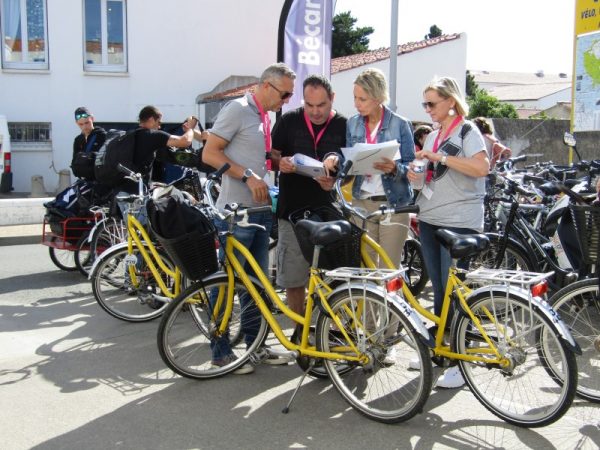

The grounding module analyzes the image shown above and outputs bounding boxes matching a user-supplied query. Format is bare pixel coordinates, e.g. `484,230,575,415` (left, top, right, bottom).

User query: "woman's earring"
448,108,456,117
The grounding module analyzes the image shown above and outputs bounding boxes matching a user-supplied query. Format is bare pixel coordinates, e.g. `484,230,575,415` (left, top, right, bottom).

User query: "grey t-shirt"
210,93,269,209
416,121,487,231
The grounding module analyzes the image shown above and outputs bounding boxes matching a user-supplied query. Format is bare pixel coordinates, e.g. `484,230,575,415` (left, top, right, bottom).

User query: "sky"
334,0,576,75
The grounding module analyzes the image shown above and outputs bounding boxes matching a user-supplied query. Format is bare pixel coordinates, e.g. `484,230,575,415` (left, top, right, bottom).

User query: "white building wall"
331,34,467,124
0,0,284,192
505,89,571,110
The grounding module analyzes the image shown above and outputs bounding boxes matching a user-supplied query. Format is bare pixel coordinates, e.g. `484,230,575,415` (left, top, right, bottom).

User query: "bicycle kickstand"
282,361,315,414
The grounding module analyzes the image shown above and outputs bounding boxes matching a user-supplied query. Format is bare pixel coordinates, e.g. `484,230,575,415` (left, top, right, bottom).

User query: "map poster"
574,1,600,131
574,30,600,131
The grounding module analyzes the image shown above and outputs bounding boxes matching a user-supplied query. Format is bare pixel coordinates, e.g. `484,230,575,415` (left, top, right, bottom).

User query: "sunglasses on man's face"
268,82,293,100
75,113,90,120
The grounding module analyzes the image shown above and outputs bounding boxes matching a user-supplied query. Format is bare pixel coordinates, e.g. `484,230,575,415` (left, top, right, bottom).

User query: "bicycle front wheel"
316,288,432,424
452,290,577,427
550,278,600,402
157,273,269,379
90,244,174,321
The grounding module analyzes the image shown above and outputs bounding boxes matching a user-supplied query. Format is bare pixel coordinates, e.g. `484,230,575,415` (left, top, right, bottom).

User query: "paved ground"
0,243,598,449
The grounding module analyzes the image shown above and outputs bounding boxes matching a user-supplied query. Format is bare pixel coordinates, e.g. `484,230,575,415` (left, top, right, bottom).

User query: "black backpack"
94,129,138,187
71,133,98,180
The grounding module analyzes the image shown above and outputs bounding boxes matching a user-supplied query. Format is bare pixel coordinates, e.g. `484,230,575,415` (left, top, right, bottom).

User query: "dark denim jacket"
346,105,415,206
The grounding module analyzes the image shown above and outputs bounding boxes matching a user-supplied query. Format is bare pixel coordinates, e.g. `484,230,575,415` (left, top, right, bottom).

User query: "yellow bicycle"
157,167,434,424
333,179,580,427
89,167,183,322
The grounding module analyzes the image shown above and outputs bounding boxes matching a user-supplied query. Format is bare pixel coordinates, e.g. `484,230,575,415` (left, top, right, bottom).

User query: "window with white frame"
83,0,127,72
1,0,48,69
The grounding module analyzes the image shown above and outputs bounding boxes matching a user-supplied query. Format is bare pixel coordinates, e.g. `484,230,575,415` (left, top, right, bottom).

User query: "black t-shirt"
117,128,170,193
271,107,347,221
72,126,107,160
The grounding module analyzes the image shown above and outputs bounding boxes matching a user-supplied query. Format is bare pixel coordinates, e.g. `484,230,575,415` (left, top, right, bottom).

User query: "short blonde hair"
423,76,469,117
354,68,389,104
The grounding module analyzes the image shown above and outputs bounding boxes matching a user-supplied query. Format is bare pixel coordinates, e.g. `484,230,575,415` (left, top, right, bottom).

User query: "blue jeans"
418,221,475,318
210,210,273,361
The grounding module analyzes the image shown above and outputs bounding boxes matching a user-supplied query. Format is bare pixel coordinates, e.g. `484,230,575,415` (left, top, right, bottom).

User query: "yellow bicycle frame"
360,232,509,367
208,231,370,364
125,213,182,299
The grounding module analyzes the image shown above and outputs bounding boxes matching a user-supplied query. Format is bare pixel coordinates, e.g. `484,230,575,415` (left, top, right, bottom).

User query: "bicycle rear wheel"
90,244,174,321
549,278,600,402
452,290,577,427
316,288,432,424
49,247,78,271
157,273,269,379
402,238,428,295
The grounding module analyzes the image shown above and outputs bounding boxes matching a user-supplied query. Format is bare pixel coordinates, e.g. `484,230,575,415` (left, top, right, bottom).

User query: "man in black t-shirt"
115,105,193,221
115,105,194,195
271,75,346,329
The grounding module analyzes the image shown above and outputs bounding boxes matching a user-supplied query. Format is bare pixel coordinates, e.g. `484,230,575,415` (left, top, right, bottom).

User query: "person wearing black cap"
71,107,107,179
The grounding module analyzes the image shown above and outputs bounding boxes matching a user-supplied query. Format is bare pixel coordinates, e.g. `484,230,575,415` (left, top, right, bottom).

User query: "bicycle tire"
470,234,535,272
316,288,432,424
402,238,429,296
90,244,175,322
74,232,93,276
48,247,78,271
157,273,269,379
89,218,127,268
549,278,600,402
451,289,577,427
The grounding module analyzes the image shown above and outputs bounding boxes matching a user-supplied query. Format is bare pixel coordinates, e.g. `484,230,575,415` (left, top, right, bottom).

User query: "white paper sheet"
341,140,400,175
291,153,326,177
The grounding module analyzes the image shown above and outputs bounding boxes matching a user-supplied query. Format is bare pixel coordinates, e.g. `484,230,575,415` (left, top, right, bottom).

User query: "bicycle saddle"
295,219,352,246
435,229,490,259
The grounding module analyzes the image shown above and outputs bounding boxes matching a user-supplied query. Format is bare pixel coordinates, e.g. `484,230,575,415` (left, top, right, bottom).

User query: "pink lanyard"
364,108,384,144
303,110,334,157
252,93,272,169
426,116,463,182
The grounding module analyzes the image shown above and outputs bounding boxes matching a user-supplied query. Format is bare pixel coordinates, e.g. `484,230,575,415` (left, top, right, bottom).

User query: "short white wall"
0,197,51,225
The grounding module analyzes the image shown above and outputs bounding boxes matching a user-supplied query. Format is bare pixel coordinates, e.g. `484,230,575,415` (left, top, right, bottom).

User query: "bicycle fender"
328,282,434,347
387,292,435,348
88,241,131,279
468,285,581,354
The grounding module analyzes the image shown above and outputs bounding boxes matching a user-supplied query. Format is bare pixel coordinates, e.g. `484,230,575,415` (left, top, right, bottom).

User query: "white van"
0,115,12,192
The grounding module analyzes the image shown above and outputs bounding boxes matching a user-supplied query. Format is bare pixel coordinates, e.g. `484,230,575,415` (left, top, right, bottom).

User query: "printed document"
341,140,400,175
291,153,326,177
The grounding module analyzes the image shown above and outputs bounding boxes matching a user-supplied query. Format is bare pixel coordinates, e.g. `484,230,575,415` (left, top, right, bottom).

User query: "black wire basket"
154,227,219,281
289,205,363,270
570,204,600,267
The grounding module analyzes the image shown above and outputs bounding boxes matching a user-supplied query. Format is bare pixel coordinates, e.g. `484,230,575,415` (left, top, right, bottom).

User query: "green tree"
467,89,518,119
425,25,442,40
465,70,480,97
332,11,374,58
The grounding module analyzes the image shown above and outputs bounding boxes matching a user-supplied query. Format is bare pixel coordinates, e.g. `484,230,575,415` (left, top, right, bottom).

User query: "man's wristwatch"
242,168,254,183
440,155,448,166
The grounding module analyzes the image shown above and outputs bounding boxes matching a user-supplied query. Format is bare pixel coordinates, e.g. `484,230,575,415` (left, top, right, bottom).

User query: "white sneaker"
254,346,293,365
383,347,398,365
435,366,465,389
408,358,421,370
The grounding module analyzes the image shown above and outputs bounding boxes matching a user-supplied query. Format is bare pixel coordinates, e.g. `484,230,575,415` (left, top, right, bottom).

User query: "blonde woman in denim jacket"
346,68,415,267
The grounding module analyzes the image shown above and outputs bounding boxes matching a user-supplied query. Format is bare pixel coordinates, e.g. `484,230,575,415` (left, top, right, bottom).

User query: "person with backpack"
113,105,194,222
71,107,107,181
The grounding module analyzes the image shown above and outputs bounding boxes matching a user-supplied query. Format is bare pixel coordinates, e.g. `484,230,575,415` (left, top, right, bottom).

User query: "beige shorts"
276,219,310,288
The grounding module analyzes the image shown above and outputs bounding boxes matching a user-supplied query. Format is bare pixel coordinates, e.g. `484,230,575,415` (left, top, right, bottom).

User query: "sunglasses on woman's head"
75,113,90,120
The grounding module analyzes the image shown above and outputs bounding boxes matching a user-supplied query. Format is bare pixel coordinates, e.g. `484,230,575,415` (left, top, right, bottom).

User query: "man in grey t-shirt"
202,63,296,374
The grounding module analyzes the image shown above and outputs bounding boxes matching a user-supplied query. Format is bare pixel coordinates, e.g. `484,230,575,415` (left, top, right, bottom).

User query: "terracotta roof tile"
331,34,461,74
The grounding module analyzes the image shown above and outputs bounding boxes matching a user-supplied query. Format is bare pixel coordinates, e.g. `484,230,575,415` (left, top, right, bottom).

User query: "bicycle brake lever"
237,210,266,231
